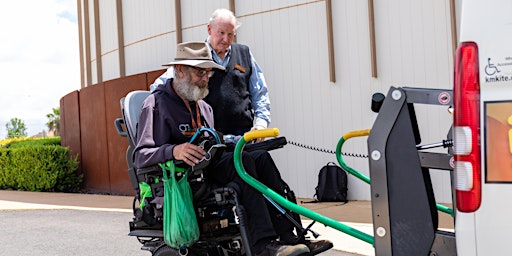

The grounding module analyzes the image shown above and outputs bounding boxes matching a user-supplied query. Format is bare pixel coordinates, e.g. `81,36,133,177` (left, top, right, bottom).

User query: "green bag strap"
138,182,152,209
159,160,189,181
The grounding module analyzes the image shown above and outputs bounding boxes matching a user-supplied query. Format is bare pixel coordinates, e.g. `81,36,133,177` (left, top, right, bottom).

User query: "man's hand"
173,143,206,167
250,125,266,143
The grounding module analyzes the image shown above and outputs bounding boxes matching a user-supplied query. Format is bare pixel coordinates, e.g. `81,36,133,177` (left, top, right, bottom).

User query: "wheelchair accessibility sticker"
484,57,512,83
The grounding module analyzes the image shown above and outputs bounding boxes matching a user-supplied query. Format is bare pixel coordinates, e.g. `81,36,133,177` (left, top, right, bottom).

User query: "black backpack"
314,162,348,202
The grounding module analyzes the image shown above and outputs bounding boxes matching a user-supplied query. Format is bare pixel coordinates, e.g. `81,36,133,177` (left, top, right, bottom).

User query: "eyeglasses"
189,66,215,78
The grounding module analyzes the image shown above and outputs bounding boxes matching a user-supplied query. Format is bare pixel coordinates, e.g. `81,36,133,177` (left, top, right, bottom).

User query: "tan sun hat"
163,41,225,70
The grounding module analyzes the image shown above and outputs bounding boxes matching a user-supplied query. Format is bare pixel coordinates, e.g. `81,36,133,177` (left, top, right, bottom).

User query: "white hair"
209,8,241,30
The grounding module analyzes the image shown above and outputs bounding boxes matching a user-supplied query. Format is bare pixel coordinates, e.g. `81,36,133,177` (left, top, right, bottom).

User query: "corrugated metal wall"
73,0,456,202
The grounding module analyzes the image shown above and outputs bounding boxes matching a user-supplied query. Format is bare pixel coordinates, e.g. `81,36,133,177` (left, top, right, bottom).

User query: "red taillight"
453,41,481,212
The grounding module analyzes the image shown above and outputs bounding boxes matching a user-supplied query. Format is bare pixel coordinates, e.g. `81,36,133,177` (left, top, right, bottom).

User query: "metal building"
73,0,459,202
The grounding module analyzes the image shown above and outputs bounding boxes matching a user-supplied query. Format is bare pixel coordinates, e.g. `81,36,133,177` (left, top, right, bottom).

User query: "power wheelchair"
115,90,329,256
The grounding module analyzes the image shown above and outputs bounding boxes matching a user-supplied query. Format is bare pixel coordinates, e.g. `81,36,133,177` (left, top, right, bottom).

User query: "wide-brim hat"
163,41,225,70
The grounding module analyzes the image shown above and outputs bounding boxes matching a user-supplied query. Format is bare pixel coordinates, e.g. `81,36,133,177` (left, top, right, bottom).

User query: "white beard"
174,74,209,101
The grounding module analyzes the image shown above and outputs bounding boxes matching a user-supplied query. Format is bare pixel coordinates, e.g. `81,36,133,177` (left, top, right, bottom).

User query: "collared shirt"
149,40,271,130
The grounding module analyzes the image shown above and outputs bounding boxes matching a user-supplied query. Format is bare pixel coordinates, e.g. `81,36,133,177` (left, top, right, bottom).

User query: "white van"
453,0,512,255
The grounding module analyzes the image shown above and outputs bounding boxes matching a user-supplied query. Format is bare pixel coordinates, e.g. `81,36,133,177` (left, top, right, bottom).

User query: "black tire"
153,245,180,256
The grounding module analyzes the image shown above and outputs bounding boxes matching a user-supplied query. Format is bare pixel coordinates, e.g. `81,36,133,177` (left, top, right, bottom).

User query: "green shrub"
1,137,61,148
0,144,82,192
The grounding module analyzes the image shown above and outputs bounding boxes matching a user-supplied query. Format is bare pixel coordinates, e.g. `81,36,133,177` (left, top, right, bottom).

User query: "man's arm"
248,51,271,129
149,67,174,92
133,104,174,168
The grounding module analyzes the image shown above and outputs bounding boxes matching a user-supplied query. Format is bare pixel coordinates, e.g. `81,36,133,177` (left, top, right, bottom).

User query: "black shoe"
304,239,333,255
255,240,310,256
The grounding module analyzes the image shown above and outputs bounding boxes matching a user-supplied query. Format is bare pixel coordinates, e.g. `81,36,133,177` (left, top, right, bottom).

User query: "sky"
0,0,79,139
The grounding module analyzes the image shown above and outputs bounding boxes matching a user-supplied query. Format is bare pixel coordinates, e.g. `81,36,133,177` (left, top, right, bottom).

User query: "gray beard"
174,75,209,101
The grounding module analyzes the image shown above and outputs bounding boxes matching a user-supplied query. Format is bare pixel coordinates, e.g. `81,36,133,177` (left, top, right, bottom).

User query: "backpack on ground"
314,162,348,202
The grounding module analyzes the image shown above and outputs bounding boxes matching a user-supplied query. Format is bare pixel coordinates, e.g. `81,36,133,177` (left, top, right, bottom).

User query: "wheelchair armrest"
115,118,128,137
194,144,226,170
243,136,287,152
137,165,162,175
177,144,227,171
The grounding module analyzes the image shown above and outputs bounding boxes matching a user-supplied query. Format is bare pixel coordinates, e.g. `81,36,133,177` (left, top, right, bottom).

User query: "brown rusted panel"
60,90,82,175
59,70,169,194
146,69,167,90
79,83,110,193
104,73,147,195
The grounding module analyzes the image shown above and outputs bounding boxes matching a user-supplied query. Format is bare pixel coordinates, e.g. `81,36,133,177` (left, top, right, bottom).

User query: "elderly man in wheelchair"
120,42,332,256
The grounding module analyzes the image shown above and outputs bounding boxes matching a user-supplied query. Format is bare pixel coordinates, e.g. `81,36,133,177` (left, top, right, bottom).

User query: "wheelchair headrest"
121,90,151,145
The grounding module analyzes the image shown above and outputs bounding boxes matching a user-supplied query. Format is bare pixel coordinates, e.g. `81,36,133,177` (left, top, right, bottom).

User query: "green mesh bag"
160,160,199,248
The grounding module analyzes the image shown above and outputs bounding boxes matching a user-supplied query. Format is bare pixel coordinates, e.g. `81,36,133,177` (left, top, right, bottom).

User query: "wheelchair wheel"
153,245,180,256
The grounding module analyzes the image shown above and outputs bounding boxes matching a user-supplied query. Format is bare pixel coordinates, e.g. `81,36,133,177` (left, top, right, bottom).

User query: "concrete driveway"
0,190,374,255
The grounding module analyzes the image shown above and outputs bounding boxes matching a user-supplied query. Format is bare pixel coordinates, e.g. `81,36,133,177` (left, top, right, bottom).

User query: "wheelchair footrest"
129,229,163,238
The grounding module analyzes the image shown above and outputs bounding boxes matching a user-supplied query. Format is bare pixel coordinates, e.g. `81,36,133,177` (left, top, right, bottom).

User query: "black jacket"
133,79,210,168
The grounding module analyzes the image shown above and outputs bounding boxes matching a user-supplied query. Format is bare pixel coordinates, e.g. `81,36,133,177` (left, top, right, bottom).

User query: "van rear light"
453,126,472,155
453,41,481,212
455,161,473,191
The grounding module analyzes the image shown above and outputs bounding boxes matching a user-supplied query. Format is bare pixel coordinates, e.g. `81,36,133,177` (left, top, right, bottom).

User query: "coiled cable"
287,140,368,158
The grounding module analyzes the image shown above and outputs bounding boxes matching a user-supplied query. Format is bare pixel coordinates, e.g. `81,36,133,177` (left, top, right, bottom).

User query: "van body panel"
456,0,512,254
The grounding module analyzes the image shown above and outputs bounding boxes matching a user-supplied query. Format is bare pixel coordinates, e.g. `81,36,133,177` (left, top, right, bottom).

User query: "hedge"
0,137,61,148
0,138,82,192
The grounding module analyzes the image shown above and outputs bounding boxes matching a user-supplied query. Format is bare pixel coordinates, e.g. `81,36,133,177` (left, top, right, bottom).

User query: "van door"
454,1,512,255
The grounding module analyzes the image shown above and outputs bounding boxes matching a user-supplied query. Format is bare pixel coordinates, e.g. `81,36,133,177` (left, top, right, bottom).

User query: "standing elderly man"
134,41,310,256
150,8,270,138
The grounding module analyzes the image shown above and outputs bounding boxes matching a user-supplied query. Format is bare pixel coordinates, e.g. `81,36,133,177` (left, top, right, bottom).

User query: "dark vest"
204,43,253,135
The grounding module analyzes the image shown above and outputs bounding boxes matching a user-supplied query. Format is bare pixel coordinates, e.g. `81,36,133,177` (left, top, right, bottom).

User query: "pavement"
0,190,455,256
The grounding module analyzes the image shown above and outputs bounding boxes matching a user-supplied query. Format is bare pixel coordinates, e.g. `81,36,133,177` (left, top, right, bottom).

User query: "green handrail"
335,129,372,185
335,129,454,216
233,128,374,245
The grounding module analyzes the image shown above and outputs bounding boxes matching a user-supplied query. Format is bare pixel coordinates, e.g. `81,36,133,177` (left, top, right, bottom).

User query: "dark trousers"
207,150,293,246
248,150,295,236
